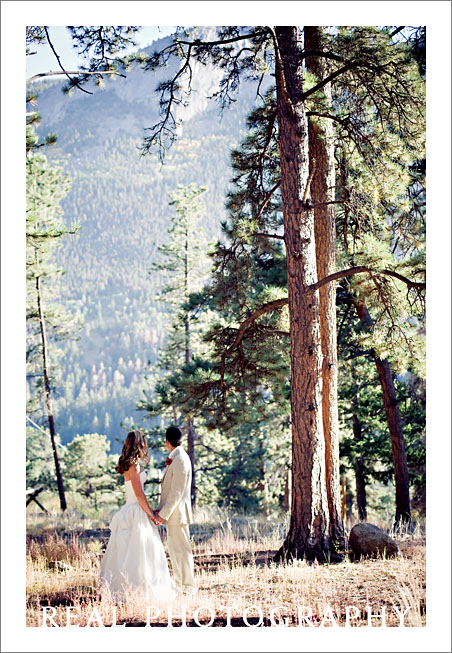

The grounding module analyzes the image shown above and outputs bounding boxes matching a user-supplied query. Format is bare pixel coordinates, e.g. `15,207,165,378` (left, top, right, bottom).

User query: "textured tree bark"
341,474,347,521
352,412,367,521
354,299,411,524
36,273,67,512
375,360,411,524
184,310,196,507
274,26,331,561
283,468,291,513
305,26,345,553
257,435,270,517
184,233,197,507
186,417,196,506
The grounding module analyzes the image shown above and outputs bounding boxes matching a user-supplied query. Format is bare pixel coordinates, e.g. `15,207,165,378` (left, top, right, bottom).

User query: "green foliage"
26,124,58,153
194,419,291,512
336,279,425,516
26,26,426,518
141,183,212,413
26,426,59,491
63,433,122,510
137,182,291,512
26,129,83,420
30,74,253,446
167,26,426,517
338,360,426,512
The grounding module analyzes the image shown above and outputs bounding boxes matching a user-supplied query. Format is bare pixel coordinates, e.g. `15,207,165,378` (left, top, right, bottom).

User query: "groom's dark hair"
166,426,183,447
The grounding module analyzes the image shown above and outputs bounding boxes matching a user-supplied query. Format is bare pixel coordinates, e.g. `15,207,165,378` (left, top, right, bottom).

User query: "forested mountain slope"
31,32,263,452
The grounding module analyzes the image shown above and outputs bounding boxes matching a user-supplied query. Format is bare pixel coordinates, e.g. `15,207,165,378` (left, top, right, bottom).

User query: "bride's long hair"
116,430,150,474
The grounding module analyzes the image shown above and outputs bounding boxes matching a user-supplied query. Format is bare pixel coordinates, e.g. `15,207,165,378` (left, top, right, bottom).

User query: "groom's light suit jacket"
158,446,193,525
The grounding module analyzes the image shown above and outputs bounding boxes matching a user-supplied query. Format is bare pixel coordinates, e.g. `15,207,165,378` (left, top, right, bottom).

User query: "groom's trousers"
166,524,196,592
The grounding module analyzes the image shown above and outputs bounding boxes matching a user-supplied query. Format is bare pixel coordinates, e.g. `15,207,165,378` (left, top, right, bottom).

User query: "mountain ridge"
30,32,267,452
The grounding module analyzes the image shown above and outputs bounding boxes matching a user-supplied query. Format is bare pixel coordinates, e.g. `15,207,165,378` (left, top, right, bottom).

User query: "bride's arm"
128,467,155,521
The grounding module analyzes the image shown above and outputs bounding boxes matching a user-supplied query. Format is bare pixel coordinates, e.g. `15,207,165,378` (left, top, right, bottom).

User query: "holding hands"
150,510,164,526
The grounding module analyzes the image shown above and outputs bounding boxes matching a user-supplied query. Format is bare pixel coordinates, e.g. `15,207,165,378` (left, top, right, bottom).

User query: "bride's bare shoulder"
123,462,140,481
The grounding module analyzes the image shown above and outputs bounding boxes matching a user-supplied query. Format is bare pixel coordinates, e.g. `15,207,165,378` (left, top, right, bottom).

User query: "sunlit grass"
26,508,426,627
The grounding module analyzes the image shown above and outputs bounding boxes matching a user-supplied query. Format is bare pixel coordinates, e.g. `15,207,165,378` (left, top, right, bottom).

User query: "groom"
153,426,197,596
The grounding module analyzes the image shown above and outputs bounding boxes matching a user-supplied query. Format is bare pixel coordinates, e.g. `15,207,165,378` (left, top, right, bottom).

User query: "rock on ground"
348,522,399,559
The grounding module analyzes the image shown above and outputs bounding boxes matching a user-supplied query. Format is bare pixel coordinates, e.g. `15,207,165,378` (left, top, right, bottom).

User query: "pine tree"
55,25,425,557
140,184,210,506
305,26,344,548
26,124,80,511
26,26,138,90
63,433,121,510
337,311,426,523
132,25,425,560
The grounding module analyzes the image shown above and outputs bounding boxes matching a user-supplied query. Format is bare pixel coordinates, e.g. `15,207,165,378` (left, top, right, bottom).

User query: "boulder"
348,522,399,559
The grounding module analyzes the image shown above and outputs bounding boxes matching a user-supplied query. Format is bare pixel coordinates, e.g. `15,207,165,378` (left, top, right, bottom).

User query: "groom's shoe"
182,586,198,597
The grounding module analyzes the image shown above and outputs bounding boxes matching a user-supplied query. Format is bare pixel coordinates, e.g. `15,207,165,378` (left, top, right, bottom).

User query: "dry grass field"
26,507,426,628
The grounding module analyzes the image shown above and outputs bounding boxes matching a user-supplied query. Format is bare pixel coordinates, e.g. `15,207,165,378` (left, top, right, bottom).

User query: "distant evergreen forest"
31,63,261,452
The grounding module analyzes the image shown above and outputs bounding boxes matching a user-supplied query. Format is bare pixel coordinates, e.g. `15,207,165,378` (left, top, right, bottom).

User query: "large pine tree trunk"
184,241,197,507
354,299,411,524
274,26,331,561
36,274,67,512
305,26,345,552
186,417,196,506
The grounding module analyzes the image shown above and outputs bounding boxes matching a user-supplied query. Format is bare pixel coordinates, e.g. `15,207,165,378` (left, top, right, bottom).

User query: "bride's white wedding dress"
100,469,177,602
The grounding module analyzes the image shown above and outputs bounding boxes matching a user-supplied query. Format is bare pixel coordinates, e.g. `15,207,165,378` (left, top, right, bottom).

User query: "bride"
99,430,177,602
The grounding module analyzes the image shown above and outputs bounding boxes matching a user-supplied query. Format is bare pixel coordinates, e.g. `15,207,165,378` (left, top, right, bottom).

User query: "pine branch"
220,297,288,385
256,326,290,337
345,349,374,361
43,26,93,95
27,70,125,82
141,28,271,159
302,60,358,100
256,109,278,190
252,232,284,240
253,180,281,223
306,110,379,168
142,43,194,159
173,30,270,48
309,266,426,292
390,27,405,38
218,266,424,385
301,50,346,64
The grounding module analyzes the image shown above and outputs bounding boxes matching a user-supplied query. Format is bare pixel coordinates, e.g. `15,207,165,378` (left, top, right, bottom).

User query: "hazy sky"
26,26,176,79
